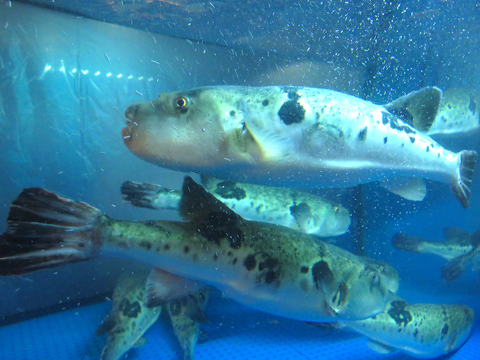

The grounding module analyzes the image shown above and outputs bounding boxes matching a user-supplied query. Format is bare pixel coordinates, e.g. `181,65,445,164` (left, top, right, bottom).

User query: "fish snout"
123,103,141,143
125,103,140,121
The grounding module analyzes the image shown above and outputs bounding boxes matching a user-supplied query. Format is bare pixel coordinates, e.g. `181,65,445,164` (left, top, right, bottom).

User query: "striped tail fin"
453,150,477,208
0,188,104,275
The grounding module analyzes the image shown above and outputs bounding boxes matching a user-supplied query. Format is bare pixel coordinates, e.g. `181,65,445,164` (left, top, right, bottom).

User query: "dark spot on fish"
385,108,414,127
184,246,190,254
426,146,430,152
258,256,278,272
244,254,257,271
119,299,141,318
140,241,152,250
227,251,232,256
287,90,300,100
447,104,452,110
168,297,188,317
230,110,236,117
357,127,368,142
442,324,449,335
387,301,412,327
214,181,246,201
468,94,476,113
301,266,309,274
265,270,279,284
164,244,170,251
233,257,238,265
384,111,416,134
383,137,388,144
401,143,405,147
315,112,320,121
409,136,416,143
312,260,335,289
278,99,306,125
382,112,390,125
262,99,269,106
414,329,419,338
213,253,219,261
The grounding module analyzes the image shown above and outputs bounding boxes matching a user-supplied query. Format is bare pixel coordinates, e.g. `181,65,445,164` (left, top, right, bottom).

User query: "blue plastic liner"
0,289,478,360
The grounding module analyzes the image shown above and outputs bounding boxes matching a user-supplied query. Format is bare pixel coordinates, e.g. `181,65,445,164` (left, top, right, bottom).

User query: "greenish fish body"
122,86,477,207
97,269,209,360
121,175,351,237
0,177,397,322
96,271,161,360
166,286,209,360
428,88,479,136
343,294,475,358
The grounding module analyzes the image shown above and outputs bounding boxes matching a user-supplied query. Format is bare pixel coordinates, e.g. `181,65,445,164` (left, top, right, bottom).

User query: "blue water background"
0,1,479,358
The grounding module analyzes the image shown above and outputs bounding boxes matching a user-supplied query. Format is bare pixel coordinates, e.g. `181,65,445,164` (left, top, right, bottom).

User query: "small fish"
166,286,209,360
95,271,161,360
392,227,479,261
342,293,475,358
0,177,397,322
97,270,209,360
122,86,477,207
427,88,479,136
121,175,351,237
393,228,480,282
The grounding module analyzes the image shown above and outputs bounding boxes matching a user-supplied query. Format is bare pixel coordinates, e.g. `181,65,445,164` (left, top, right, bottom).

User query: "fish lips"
122,121,134,144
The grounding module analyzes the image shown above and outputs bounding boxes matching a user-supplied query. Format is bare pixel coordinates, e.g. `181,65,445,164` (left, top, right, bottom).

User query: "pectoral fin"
379,177,426,201
240,100,293,161
144,268,204,308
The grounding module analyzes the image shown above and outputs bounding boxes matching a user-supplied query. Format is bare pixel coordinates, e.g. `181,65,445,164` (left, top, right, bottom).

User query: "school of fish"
0,85,477,359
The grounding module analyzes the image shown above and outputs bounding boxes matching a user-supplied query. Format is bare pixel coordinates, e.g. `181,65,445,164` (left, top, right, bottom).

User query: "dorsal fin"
384,87,443,133
470,229,480,248
179,176,242,224
443,227,471,245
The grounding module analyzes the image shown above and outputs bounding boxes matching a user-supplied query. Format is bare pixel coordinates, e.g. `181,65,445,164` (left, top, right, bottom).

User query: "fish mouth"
122,121,135,142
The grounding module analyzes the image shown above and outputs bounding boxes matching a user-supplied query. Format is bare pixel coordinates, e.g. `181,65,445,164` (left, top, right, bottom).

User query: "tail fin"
121,181,181,210
452,150,477,208
0,188,103,275
442,257,465,283
392,233,425,253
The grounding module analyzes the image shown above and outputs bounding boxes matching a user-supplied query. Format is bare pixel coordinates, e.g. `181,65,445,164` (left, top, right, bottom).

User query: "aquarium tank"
0,0,479,359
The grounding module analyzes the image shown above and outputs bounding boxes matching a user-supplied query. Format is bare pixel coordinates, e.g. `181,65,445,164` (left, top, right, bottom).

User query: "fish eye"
334,206,340,213
173,96,189,110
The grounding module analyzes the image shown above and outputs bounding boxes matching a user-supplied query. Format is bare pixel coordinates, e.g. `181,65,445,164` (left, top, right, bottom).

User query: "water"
0,0,479,359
